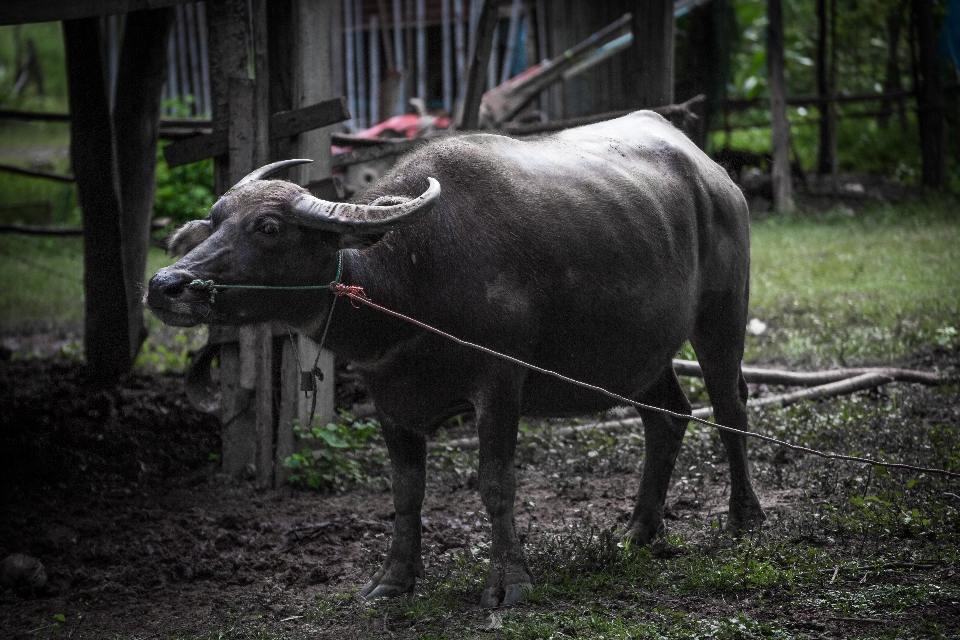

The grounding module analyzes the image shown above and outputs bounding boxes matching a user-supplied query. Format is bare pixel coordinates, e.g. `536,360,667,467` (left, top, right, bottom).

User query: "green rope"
187,251,342,303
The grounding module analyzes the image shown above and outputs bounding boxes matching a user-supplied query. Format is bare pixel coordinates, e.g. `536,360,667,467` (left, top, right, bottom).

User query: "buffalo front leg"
474,367,532,608
624,366,691,544
361,416,426,600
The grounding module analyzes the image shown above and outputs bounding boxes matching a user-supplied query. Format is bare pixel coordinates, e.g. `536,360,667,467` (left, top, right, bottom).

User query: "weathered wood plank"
238,325,258,391
254,324,274,489
275,337,298,487
162,129,228,168
162,97,350,168
270,96,351,139
219,342,256,478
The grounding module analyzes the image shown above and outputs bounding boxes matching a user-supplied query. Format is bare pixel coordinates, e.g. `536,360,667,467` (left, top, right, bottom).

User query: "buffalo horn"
289,177,441,233
228,158,313,193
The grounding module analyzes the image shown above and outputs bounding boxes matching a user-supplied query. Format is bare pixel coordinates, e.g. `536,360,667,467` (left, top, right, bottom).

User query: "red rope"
329,286,960,480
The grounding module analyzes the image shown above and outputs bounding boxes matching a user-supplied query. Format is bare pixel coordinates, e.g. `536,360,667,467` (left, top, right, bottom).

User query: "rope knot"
331,282,369,308
187,279,218,303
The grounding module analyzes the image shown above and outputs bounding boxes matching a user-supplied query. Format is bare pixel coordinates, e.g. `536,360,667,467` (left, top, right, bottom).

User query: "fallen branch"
819,562,935,573
432,371,910,450
827,617,890,625
673,359,941,386
0,223,83,236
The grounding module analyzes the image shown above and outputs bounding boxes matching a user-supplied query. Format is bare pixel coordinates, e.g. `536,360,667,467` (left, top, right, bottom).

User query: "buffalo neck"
316,248,423,364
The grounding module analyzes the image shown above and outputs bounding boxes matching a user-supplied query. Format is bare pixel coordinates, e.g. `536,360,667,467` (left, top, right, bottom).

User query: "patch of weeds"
135,326,207,373
427,440,479,489
799,583,960,619
154,140,216,232
283,410,388,492
679,545,793,592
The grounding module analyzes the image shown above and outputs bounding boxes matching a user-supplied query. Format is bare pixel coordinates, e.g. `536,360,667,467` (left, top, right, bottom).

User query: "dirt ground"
0,347,957,638
0,356,640,638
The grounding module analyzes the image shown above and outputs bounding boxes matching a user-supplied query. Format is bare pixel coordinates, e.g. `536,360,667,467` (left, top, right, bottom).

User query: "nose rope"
186,252,343,304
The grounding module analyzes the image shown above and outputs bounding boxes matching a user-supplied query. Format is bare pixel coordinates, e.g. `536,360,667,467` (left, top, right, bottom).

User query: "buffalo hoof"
622,516,666,546
480,582,531,609
359,558,421,601
361,581,413,601
726,499,766,534
480,560,532,608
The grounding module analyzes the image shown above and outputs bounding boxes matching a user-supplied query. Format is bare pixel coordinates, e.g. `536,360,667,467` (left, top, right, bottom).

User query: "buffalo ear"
167,219,213,256
338,231,387,250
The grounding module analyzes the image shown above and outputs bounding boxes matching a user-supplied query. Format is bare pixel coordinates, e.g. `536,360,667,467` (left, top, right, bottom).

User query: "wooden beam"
0,223,82,236
0,0,192,26
0,163,74,183
270,96,351,139
161,129,227,168
162,97,350,168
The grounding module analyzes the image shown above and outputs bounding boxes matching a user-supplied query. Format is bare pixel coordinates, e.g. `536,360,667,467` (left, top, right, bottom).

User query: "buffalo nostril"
163,282,186,299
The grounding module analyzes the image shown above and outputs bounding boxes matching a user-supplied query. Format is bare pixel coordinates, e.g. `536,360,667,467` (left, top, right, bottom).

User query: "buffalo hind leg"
361,415,426,599
474,364,532,608
624,365,691,544
691,300,765,531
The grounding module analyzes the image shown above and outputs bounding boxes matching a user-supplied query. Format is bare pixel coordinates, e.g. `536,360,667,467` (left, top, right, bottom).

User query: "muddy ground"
1,348,958,638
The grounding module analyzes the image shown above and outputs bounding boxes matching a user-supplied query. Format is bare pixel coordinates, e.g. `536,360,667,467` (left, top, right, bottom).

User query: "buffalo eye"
256,219,280,236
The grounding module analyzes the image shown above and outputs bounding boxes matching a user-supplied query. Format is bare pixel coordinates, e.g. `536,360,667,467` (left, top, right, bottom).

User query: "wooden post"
223,75,260,478
207,0,249,196
254,324,274,489
767,0,794,213
275,0,337,486
625,0,674,108
113,7,174,364
461,0,499,129
63,17,130,387
815,0,835,181
912,0,946,189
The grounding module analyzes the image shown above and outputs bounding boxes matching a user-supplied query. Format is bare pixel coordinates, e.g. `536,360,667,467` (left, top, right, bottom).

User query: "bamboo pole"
416,0,426,102
354,0,368,129
500,0,521,84
370,15,380,126
442,0,453,114
454,0,467,111
344,0,357,131
393,0,406,114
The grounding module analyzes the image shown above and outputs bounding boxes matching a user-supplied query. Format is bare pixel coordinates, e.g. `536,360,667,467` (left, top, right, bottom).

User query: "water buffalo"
146,110,764,607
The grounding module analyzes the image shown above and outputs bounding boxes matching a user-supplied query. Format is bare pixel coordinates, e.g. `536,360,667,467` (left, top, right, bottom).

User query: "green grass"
0,236,178,334
746,194,960,366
